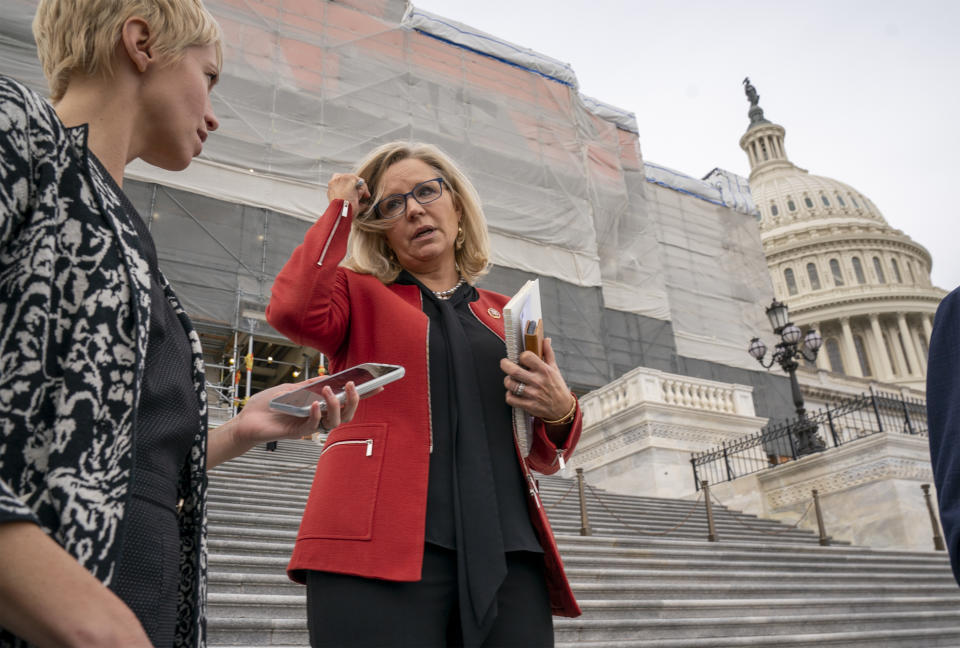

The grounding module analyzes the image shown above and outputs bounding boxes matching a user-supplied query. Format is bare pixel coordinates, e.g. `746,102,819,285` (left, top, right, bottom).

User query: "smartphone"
523,318,543,359
268,362,405,417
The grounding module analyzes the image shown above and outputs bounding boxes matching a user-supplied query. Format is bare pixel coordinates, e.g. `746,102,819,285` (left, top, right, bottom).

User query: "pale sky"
415,0,960,292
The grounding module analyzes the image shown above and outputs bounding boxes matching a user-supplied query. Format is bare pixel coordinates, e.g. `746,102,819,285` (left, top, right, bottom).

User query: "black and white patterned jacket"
0,76,209,647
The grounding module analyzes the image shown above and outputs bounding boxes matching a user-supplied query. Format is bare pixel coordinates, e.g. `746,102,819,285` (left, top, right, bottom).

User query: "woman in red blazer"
267,141,582,647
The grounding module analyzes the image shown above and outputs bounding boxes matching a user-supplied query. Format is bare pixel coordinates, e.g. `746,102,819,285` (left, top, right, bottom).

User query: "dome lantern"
739,77,792,179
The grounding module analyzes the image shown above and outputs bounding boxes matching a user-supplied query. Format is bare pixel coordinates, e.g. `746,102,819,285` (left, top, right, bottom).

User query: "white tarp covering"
1,0,776,372
646,162,759,220
580,94,639,134
645,180,774,371
400,5,579,88
645,161,725,208
703,167,759,219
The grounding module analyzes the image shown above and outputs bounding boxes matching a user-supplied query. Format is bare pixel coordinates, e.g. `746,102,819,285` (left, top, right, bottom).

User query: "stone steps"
205,439,959,646
209,446,834,547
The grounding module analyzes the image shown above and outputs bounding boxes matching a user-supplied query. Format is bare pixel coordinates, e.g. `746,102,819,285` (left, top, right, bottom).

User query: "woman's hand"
327,173,371,217
238,377,362,441
207,377,365,468
500,338,575,422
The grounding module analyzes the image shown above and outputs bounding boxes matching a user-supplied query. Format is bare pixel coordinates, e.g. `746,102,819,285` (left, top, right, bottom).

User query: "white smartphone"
268,362,405,417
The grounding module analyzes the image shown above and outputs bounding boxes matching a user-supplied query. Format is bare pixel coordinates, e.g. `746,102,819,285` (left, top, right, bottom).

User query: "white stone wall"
710,431,942,551
572,367,767,498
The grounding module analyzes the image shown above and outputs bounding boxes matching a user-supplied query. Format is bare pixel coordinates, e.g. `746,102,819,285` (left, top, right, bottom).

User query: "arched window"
907,262,916,284
787,199,797,212
770,203,779,216
891,258,902,283
784,268,798,295
852,257,866,284
804,197,814,208
854,335,872,377
806,262,821,290
821,195,830,206
873,257,886,283
850,195,860,208
830,258,844,286
826,338,845,374
836,194,846,207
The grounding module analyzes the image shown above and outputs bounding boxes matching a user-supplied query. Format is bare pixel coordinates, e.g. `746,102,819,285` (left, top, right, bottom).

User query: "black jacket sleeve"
928,287,960,585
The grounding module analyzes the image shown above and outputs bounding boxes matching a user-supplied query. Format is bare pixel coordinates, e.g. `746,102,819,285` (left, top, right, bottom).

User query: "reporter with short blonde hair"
33,0,224,103
0,2,359,646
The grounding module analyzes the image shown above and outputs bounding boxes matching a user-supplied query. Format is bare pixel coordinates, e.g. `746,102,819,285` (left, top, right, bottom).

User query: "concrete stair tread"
555,609,960,625
577,594,960,608
553,625,960,647
562,565,949,580
568,581,960,596
552,533,936,557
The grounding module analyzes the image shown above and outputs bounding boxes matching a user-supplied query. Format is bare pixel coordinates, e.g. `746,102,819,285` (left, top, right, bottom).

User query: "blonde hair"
344,142,491,284
33,0,223,102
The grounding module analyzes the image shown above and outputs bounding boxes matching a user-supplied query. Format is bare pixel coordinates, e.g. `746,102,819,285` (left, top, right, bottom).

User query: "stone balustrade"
580,366,756,426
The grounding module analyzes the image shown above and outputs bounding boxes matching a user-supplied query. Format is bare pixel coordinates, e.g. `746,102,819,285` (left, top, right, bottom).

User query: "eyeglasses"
372,178,445,220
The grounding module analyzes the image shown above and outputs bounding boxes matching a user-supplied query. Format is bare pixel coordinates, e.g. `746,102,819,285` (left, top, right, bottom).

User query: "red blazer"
266,200,582,617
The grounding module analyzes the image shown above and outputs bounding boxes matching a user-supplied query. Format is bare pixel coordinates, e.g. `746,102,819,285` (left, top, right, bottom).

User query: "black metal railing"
690,388,927,489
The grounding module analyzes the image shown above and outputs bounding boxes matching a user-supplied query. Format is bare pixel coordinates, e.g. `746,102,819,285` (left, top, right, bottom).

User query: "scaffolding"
1,0,783,416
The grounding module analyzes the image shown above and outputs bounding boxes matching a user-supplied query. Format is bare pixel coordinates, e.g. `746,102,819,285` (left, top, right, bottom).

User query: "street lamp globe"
803,328,823,353
781,323,802,345
765,299,790,333
748,337,767,361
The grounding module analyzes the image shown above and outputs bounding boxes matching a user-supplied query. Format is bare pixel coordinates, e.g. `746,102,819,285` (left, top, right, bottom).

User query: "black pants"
305,544,554,647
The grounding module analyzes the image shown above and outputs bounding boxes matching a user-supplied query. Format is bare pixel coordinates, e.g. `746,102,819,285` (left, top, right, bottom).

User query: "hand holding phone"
269,362,404,417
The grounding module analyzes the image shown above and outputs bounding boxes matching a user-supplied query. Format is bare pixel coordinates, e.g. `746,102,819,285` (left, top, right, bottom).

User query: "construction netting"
1,0,774,376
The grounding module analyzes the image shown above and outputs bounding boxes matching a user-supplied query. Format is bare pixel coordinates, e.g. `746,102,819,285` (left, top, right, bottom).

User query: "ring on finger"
513,381,525,397
355,179,365,190
318,418,331,434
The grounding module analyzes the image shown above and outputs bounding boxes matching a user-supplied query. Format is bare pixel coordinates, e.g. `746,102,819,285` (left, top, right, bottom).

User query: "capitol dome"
739,79,944,390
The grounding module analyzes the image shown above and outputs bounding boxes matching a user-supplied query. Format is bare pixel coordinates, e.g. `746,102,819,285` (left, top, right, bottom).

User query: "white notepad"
503,278,541,457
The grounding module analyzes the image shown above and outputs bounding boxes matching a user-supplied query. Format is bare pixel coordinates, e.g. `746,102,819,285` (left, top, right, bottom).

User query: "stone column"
911,323,928,373
815,346,829,372
922,315,934,345
839,317,863,378
886,321,907,376
896,313,921,377
869,314,894,379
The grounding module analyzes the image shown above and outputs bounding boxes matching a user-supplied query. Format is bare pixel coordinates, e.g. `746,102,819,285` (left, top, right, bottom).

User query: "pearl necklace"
433,277,465,300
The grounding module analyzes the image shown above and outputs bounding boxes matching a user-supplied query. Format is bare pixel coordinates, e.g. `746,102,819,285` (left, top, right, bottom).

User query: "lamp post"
748,299,826,456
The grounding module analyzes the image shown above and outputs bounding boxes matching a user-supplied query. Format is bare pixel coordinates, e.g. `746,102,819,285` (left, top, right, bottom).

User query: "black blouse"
396,273,541,554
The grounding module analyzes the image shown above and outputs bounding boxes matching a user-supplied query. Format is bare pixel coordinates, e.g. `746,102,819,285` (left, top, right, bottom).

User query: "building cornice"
762,227,932,267
787,288,945,320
